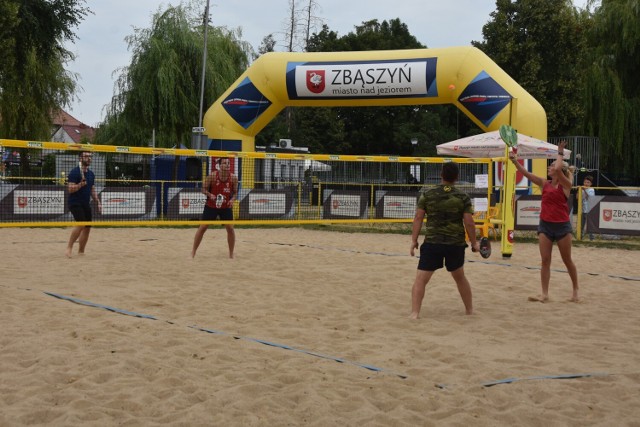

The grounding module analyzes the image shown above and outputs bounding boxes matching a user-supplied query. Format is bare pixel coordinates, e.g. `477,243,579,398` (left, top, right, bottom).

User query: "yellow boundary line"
0,218,415,228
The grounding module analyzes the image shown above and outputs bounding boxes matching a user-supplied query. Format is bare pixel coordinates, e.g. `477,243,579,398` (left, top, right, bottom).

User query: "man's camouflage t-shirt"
417,185,473,246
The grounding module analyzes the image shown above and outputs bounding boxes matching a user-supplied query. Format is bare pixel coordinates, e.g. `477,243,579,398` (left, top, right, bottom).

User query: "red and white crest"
602,209,612,222
495,159,526,187
306,70,325,94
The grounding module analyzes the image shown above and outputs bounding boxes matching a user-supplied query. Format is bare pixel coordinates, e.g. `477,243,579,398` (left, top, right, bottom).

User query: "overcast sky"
63,0,588,127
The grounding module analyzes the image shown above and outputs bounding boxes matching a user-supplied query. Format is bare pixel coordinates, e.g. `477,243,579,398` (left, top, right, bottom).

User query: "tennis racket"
499,124,518,154
79,160,85,183
479,237,491,259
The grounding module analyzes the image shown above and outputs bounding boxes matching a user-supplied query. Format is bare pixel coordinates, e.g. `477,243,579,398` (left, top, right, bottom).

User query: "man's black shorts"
418,242,466,272
69,204,92,222
202,205,233,221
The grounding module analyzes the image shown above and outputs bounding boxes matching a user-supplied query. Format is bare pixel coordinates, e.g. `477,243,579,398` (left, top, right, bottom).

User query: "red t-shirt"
206,171,234,209
540,181,570,223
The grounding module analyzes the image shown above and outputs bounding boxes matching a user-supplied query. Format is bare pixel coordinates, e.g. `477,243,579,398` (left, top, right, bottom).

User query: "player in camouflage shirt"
409,162,480,319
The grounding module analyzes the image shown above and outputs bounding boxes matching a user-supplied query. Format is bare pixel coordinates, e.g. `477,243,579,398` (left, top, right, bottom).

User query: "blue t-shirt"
67,166,95,207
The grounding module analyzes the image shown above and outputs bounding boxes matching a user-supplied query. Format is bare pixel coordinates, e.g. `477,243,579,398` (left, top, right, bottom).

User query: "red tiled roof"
60,124,96,143
51,109,96,143
51,110,82,127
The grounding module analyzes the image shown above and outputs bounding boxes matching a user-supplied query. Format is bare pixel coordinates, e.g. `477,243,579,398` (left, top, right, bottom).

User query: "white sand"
1,227,639,426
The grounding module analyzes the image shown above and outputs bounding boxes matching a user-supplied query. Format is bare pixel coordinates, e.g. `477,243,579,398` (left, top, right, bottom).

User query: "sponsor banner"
287,58,438,100
238,189,295,220
101,191,146,215
178,192,206,215
13,190,65,215
597,197,640,235
514,197,541,228
220,78,272,129
1,185,156,222
97,187,156,219
323,191,368,219
248,192,286,215
458,71,512,127
375,192,419,219
166,188,204,219
330,194,360,216
514,195,573,230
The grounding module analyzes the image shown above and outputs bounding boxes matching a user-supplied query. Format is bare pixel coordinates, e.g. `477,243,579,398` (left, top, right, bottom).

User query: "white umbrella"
436,131,571,159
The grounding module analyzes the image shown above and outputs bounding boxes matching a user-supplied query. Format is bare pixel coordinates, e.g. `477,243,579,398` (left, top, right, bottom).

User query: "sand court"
1,227,639,425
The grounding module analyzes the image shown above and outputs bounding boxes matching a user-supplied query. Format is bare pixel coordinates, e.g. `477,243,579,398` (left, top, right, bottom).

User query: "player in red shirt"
191,158,238,259
509,140,579,303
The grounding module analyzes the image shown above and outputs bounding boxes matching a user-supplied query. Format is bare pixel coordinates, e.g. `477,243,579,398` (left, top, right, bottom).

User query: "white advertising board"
101,191,146,215
14,190,65,215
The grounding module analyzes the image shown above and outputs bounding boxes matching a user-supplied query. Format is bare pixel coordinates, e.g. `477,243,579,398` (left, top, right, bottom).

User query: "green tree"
95,2,252,148
289,107,347,153
583,0,640,182
0,0,89,140
258,34,277,56
0,2,19,81
472,0,588,137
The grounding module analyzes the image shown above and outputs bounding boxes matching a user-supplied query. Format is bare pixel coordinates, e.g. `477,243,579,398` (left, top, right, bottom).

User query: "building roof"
51,110,96,143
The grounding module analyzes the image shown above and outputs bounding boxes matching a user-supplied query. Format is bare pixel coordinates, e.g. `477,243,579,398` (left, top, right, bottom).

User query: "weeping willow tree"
95,1,252,148
584,0,640,183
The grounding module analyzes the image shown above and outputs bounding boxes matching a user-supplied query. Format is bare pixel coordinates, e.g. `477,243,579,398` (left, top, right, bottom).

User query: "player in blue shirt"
65,151,102,258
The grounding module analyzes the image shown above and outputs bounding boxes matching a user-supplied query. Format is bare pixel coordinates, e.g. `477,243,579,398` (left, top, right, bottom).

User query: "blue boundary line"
45,292,157,319
0,285,617,387
41,291,407,379
189,325,406,378
480,372,610,387
265,241,640,282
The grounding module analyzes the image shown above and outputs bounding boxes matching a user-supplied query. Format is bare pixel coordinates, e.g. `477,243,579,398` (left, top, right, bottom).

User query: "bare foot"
528,295,549,303
409,312,419,320
191,250,196,259
65,248,73,258
568,296,580,303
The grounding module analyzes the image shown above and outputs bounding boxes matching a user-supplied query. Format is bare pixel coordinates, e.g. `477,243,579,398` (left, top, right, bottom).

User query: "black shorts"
69,204,92,222
202,205,233,221
418,243,466,272
538,219,573,241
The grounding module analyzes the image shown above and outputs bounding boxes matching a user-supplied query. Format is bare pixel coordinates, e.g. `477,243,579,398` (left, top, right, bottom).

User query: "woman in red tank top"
509,140,579,303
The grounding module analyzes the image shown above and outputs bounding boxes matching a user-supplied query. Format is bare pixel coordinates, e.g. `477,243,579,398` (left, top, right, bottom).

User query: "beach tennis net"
0,139,493,227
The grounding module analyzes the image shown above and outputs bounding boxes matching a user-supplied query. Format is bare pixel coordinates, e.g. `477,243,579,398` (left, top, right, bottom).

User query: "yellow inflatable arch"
203,46,547,257
203,46,546,149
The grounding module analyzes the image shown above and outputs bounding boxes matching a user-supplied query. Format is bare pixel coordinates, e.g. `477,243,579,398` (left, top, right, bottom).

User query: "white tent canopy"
436,131,571,159
304,159,332,171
